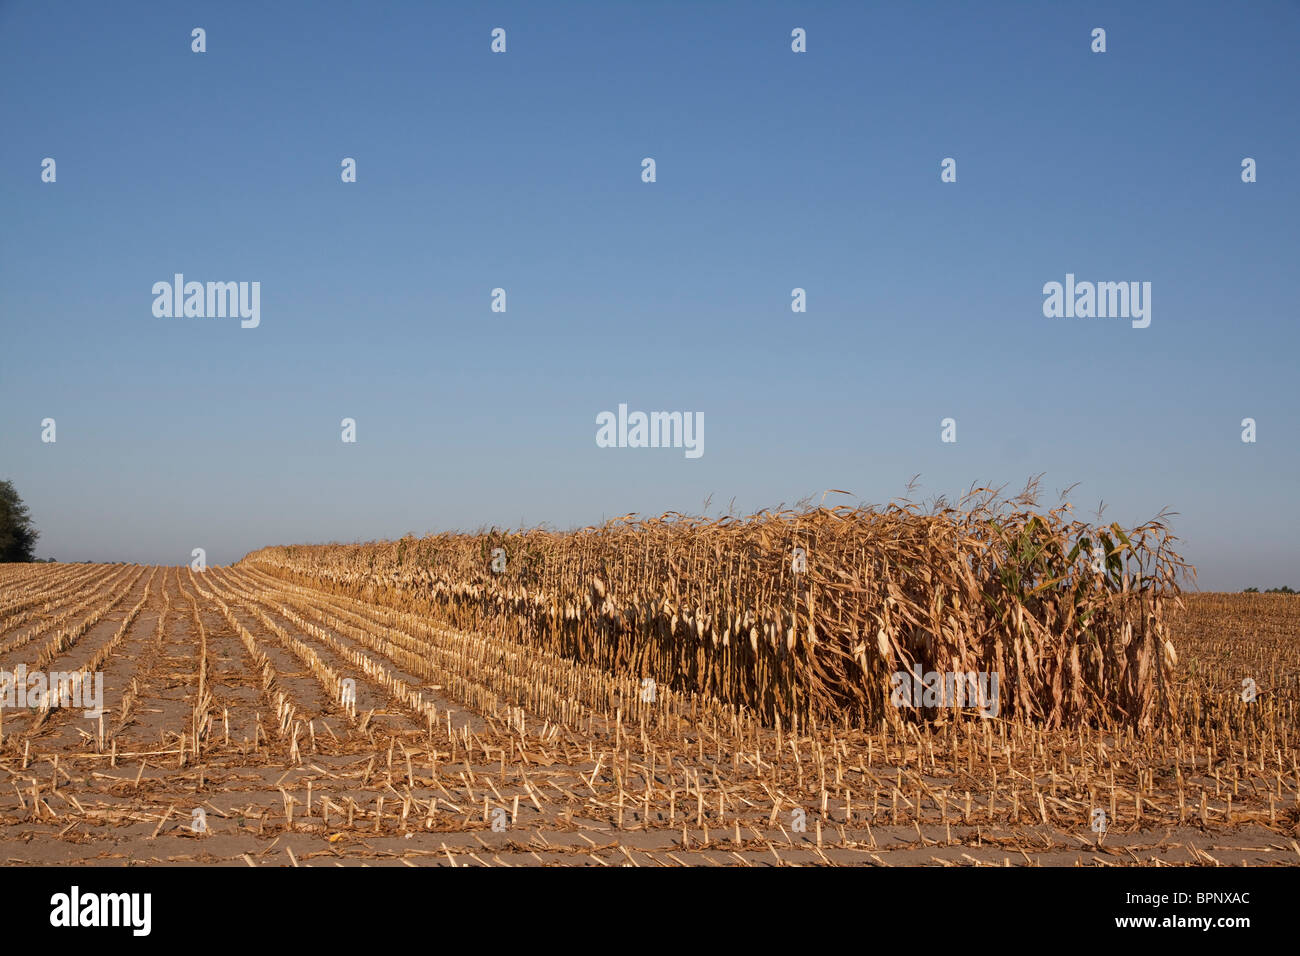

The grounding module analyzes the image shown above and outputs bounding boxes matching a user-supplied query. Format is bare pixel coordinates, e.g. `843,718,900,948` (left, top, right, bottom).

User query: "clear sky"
2,1,1297,590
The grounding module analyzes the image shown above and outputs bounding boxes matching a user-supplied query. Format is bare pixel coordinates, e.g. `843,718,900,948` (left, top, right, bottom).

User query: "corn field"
0,553,1295,865
246,486,1191,731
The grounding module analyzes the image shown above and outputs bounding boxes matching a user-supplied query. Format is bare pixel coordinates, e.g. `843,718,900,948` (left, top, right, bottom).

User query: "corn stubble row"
245,487,1190,729
0,562,1294,861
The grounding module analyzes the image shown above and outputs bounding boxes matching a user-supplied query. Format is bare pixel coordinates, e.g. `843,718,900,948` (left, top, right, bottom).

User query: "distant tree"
0,480,40,562
1244,587,1259,593
1244,586,1296,594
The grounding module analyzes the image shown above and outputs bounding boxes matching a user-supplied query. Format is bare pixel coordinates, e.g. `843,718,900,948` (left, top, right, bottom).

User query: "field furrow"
0,563,1294,866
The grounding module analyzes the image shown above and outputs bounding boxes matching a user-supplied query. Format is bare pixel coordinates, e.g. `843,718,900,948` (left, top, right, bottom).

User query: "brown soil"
0,566,1295,867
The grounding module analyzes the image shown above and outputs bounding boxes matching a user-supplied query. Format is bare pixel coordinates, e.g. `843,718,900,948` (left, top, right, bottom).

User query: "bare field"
0,563,1296,866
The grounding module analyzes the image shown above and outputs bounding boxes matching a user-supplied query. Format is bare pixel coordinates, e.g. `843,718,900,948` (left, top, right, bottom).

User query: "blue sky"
2,1,1297,590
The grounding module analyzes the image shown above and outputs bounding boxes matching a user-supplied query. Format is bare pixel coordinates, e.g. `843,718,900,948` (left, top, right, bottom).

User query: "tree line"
0,480,40,562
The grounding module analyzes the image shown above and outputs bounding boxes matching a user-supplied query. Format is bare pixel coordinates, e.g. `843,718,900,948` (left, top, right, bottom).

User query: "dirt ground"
0,564,1296,866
